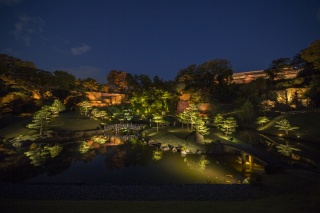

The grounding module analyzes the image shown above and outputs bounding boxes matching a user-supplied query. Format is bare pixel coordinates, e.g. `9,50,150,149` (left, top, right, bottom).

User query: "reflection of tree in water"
104,142,153,170
152,150,163,161
0,153,41,182
105,148,126,170
24,144,63,166
183,155,210,171
82,150,97,163
1,142,76,182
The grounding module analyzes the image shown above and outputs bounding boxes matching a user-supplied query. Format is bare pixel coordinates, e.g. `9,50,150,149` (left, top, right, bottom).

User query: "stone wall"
86,92,125,107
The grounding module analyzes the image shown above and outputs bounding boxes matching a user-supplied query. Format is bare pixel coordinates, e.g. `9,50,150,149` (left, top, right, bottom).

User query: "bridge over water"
219,141,284,173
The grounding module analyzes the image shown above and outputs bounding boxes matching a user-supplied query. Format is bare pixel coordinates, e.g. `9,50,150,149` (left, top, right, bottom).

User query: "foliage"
264,57,291,81
152,150,163,161
53,70,76,90
213,114,224,128
300,39,320,70
152,113,168,131
183,103,199,130
79,141,91,153
80,78,100,91
198,157,210,170
26,99,65,135
107,70,127,93
26,106,52,136
276,144,301,157
194,116,210,136
236,100,255,123
256,116,270,126
79,101,92,116
220,117,238,135
130,87,176,119
214,114,238,135
305,75,320,106
274,119,299,135
24,144,63,166
45,145,63,158
49,99,65,116
92,136,107,144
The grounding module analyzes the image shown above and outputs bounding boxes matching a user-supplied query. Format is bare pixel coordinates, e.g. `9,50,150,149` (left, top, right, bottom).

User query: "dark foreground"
1,182,319,213
0,183,259,201
1,168,320,212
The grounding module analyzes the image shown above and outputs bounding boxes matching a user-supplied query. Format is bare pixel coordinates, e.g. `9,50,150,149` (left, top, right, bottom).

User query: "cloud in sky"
0,0,21,5
71,44,92,55
13,14,45,46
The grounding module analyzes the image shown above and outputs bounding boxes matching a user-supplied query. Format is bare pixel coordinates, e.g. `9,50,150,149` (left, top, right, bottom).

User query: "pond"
0,136,256,185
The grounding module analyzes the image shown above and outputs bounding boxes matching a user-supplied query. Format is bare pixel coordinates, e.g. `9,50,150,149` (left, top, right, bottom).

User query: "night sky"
1,0,319,82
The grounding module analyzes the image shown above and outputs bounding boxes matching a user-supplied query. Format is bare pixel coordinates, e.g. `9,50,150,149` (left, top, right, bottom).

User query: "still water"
0,138,248,185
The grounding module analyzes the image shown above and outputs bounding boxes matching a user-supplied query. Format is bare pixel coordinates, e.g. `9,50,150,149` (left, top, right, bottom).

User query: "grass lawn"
0,112,99,138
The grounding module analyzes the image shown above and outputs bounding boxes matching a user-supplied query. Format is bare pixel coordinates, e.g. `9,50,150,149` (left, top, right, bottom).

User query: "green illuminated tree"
274,119,299,135
49,99,65,117
79,101,92,116
194,116,210,136
152,113,168,131
177,110,189,128
27,106,52,136
213,114,224,129
276,144,301,157
220,116,238,135
256,116,270,126
184,103,199,130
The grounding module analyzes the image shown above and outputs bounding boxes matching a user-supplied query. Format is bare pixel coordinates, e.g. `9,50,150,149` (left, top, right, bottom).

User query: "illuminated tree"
123,109,133,122
213,114,224,129
256,116,270,126
152,113,167,131
276,144,300,157
106,70,127,93
194,116,210,136
27,106,52,136
81,78,100,91
221,117,238,135
177,110,189,128
49,99,65,117
214,114,238,135
274,119,299,135
79,101,92,116
183,103,198,130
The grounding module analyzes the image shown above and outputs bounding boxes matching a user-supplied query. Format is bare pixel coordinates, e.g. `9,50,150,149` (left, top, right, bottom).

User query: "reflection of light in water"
157,153,244,184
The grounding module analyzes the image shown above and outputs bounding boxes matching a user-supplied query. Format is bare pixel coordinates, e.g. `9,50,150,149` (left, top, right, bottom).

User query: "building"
86,92,125,107
232,69,301,84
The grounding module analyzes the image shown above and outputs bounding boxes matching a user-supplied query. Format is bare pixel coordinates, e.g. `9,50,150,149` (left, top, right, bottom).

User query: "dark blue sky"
1,0,319,82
